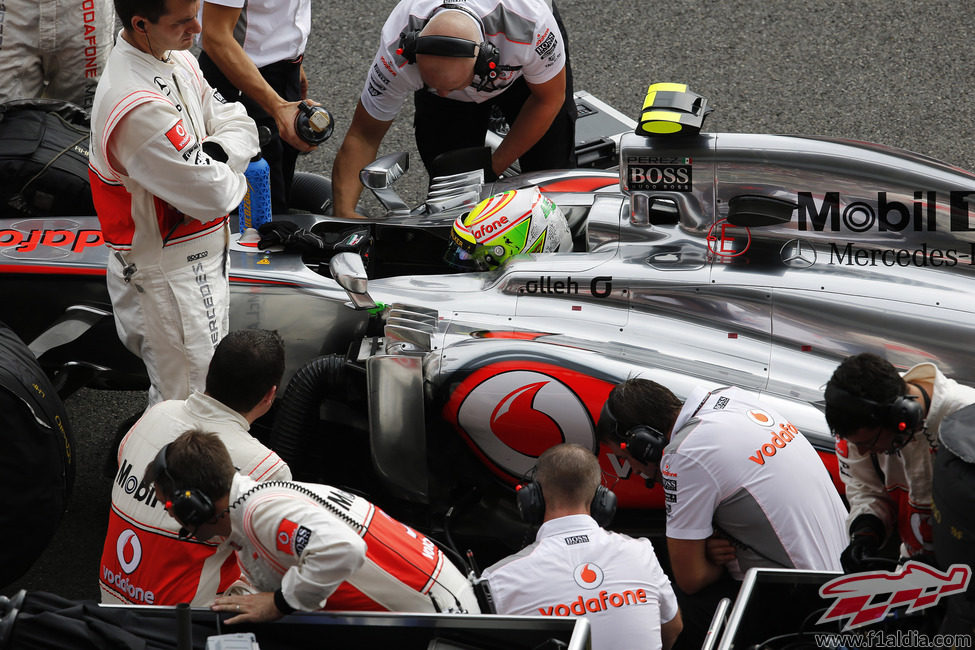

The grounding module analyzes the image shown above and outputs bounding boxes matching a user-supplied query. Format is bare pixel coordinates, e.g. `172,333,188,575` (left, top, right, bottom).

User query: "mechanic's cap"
637,82,712,136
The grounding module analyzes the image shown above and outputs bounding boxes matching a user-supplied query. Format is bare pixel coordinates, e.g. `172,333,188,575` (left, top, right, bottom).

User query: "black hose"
269,353,348,471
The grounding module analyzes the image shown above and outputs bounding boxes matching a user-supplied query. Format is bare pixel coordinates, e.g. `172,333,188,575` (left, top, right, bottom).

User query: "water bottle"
238,126,273,232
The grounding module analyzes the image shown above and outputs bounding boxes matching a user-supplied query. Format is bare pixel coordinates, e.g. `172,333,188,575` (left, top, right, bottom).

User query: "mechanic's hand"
840,514,885,573
273,100,317,153
706,535,737,566
212,591,283,624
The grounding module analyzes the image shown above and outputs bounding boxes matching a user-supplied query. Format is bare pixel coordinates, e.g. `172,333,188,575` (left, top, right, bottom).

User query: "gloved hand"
840,514,886,573
257,221,326,254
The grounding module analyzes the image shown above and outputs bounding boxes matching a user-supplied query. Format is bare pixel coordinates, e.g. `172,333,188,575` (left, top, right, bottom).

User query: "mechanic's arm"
838,446,894,538
667,537,726,595
490,68,565,176
661,610,683,650
109,103,251,219
199,2,313,152
331,100,393,218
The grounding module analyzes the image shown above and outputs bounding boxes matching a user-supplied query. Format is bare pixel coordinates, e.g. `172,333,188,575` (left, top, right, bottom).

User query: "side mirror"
360,152,410,215
329,252,376,310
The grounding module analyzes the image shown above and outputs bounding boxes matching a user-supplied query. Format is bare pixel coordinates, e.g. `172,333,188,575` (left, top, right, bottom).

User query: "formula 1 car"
4,85,975,547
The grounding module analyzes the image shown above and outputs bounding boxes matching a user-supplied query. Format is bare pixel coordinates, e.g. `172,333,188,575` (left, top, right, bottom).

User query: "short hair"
598,378,682,443
206,329,285,412
143,430,235,502
114,0,169,31
824,353,907,438
535,443,602,510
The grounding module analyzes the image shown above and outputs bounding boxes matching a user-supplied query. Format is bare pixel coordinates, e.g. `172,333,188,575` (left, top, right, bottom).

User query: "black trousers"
412,1,577,176
199,51,301,214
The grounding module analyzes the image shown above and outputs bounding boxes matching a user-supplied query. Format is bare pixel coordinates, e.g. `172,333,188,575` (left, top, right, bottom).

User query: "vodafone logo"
165,120,192,151
471,215,510,240
573,562,604,589
116,529,143,574
454,370,596,478
746,409,775,427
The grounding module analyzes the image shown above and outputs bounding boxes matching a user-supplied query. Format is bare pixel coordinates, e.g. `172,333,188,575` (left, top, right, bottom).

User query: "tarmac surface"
5,0,975,603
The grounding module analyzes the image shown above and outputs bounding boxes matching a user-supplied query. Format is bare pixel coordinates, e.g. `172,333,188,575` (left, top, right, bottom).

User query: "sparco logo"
796,191,975,232
187,250,208,262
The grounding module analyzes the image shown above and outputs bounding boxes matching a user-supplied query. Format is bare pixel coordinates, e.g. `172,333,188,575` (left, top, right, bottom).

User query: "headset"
396,4,513,91
823,382,926,448
150,443,216,537
596,398,668,467
516,477,617,528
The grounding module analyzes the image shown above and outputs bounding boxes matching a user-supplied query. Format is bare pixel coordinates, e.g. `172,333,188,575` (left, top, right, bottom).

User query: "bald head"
415,9,481,96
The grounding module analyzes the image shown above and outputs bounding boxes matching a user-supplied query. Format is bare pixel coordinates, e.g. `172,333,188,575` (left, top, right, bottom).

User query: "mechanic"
99,329,291,606
483,443,682,650
331,0,576,218
931,404,975,637
197,0,320,213
598,378,848,650
443,186,573,270
0,0,116,110
88,0,259,406
823,352,975,573
147,430,481,622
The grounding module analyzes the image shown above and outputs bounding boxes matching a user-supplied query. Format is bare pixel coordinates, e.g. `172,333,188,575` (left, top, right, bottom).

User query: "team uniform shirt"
199,0,310,68
100,392,290,606
362,0,567,121
484,515,678,650
0,0,116,110
88,35,257,404
664,386,848,578
837,362,975,557
225,474,480,614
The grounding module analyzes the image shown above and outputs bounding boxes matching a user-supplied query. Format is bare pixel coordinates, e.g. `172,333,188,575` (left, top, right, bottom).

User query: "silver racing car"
4,86,975,543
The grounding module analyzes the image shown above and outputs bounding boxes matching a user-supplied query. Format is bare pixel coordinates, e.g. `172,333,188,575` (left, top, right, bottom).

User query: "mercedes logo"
780,238,817,268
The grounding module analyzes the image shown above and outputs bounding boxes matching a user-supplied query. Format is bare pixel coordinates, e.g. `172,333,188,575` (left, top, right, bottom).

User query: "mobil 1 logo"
625,155,692,192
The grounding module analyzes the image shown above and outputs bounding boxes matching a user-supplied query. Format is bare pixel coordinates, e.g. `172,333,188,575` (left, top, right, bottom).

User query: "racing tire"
0,322,75,588
289,171,332,215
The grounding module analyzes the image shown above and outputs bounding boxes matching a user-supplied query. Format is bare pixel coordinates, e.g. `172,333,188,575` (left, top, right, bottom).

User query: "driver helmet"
444,187,571,271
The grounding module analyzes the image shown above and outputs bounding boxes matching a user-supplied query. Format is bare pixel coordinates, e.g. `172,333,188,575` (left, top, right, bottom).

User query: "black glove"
257,220,299,248
840,514,886,573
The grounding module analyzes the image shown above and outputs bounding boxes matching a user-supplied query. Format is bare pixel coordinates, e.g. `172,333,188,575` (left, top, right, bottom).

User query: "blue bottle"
238,153,272,232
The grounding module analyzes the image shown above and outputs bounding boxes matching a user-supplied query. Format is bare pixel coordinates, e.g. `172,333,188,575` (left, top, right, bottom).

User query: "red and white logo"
818,561,971,630
165,120,192,151
116,529,143,574
835,438,849,458
451,369,598,478
706,218,751,258
746,409,775,427
573,562,604,590
276,518,299,555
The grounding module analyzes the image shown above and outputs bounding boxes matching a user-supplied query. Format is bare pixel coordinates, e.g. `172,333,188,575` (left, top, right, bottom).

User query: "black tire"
289,171,332,215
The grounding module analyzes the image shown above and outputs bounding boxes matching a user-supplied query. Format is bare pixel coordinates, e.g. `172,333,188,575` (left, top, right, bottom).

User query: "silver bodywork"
4,106,975,513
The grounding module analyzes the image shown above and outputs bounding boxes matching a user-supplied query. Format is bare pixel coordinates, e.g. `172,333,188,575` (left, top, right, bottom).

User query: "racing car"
4,84,975,548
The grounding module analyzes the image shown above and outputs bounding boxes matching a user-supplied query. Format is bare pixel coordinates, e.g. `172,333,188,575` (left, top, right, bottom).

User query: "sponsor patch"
835,438,849,458
746,409,775,427
714,396,730,410
535,32,557,58
662,478,677,492
564,535,589,546
276,518,299,555
294,526,312,556
165,120,192,151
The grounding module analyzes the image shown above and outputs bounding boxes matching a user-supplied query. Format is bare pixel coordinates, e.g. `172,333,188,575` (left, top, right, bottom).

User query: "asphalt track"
6,0,975,603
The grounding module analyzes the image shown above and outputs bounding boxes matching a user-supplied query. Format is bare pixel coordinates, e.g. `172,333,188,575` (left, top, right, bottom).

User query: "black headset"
151,443,216,530
596,399,668,467
516,477,617,528
396,4,504,88
824,383,926,443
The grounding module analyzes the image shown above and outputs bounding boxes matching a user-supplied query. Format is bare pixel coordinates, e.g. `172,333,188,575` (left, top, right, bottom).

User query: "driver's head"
444,187,571,271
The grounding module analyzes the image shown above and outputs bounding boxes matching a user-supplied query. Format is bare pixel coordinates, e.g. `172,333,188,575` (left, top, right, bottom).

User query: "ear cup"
886,394,925,437
598,400,668,466
472,40,500,80
516,480,545,526
151,444,216,526
590,485,617,527
825,383,925,440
